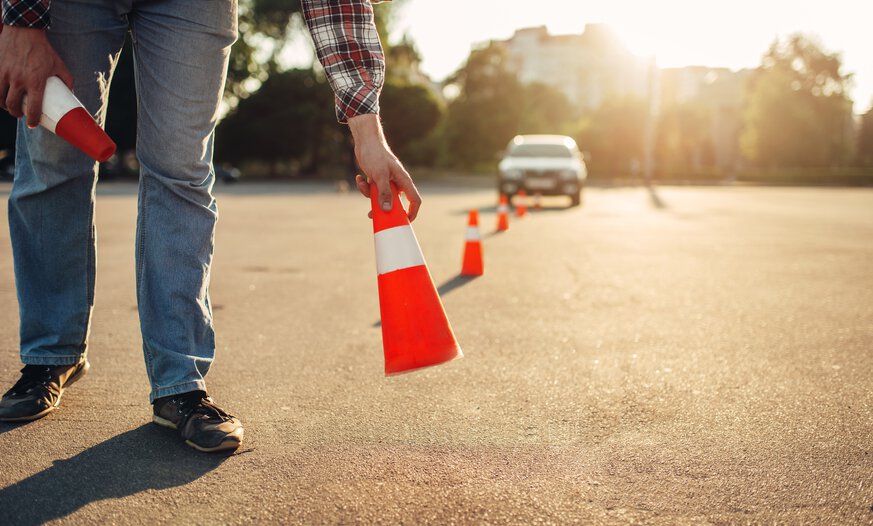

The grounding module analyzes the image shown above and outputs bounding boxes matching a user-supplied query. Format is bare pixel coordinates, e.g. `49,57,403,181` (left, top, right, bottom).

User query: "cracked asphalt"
0,181,871,525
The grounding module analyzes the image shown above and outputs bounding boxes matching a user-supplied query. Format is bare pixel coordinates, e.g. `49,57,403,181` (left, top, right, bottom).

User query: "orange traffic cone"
29,77,116,162
371,182,462,375
461,209,483,276
496,194,510,231
515,190,528,218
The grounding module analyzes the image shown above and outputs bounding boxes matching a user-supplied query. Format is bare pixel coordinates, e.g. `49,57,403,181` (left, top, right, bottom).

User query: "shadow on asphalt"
0,421,27,435
436,274,480,296
646,184,668,209
371,274,480,328
0,424,228,525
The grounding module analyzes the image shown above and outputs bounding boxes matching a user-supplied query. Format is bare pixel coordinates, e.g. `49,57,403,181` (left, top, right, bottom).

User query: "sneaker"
0,356,90,422
152,390,244,453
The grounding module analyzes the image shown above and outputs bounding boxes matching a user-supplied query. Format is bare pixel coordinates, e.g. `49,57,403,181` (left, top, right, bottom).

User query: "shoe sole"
152,415,243,453
0,360,90,423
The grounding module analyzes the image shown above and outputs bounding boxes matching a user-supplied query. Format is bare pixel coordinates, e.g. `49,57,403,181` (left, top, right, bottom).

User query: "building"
493,25,651,112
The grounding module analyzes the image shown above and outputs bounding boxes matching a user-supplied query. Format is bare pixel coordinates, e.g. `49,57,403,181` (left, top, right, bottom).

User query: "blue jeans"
9,0,237,402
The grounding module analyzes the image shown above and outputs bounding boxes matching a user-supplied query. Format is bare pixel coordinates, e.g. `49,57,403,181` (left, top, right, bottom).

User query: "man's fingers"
24,84,44,128
392,166,422,221
355,174,370,198
5,85,24,118
56,65,75,91
372,173,393,212
0,80,9,111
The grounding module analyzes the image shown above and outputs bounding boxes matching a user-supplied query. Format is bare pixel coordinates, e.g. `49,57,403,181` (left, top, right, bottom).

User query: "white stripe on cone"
33,77,82,134
498,204,508,213
374,225,426,275
465,226,480,241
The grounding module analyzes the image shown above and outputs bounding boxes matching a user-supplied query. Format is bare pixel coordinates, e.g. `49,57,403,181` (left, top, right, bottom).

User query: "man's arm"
0,0,73,127
301,0,421,220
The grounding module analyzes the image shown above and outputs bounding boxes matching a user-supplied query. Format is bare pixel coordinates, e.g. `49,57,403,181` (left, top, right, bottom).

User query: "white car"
498,135,587,206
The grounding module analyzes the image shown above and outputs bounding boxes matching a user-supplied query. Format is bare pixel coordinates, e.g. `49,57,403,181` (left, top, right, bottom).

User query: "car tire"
570,188,582,207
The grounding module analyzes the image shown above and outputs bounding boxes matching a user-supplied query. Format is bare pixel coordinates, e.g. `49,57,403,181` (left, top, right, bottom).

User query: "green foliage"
215,69,336,172
440,44,575,168
740,34,853,168
655,102,714,173
380,80,443,163
572,97,647,175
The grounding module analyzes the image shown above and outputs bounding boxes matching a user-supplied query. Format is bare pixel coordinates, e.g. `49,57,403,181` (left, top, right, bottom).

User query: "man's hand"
348,113,422,222
0,26,74,128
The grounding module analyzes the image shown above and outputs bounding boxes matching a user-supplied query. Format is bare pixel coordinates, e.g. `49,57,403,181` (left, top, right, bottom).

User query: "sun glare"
396,0,872,112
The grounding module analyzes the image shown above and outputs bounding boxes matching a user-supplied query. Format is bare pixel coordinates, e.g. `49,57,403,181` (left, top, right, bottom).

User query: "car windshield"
508,144,573,158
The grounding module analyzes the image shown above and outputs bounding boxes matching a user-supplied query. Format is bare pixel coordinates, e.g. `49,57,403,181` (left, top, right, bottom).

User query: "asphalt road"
0,181,871,525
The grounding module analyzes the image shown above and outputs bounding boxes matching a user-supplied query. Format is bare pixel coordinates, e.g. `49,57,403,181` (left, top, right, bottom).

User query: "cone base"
378,265,461,375
385,349,463,377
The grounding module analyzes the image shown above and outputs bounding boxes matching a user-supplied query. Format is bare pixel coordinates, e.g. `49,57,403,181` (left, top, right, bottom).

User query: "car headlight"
559,169,578,180
501,169,523,180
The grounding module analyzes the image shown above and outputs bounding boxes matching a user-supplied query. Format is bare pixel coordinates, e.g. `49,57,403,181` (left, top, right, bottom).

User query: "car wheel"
569,188,582,207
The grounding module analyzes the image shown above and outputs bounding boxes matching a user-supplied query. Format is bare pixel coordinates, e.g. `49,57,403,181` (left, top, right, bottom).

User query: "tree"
740,34,853,168
441,45,524,167
857,104,873,166
215,69,335,174
228,0,399,103
573,97,647,176
441,44,575,168
655,102,714,173
380,80,443,163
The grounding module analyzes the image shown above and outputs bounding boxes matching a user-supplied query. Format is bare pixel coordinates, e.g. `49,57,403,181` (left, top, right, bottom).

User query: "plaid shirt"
1,0,387,122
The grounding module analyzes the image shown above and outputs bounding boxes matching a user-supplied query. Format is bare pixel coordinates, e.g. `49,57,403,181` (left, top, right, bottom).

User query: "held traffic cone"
515,189,528,218
28,77,116,162
496,194,510,231
371,182,462,375
461,209,484,276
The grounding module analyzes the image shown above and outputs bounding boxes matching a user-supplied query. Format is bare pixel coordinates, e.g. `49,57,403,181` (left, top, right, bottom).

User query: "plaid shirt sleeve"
2,0,51,29
302,0,387,124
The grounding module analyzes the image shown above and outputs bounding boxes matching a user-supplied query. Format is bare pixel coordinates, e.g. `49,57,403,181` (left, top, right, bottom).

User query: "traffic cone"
515,190,528,218
534,192,543,210
496,194,510,231
31,77,116,162
371,182,462,375
461,209,483,276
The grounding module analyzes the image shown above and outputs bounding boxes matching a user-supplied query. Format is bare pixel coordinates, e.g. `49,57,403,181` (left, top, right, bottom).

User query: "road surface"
0,182,871,524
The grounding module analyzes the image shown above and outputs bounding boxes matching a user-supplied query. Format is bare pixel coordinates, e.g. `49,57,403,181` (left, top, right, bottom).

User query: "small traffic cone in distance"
515,190,528,218
461,209,483,276
496,194,510,232
371,182,462,375
32,77,116,162
534,192,543,211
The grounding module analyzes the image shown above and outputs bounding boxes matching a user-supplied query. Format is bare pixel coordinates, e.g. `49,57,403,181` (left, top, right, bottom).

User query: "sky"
390,0,873,114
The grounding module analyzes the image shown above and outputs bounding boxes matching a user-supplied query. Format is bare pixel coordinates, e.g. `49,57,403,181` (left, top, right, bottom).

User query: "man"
0,0,419,453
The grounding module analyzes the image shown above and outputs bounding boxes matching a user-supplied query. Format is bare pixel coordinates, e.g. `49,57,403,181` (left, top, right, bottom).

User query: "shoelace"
6,365,59,398
176,392,234,423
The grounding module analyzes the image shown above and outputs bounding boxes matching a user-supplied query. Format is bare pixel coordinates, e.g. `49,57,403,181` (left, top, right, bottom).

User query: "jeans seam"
137,178,155,385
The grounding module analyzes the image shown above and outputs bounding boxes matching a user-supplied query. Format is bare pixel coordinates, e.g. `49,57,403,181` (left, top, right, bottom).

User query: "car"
497,135,587,207
215,163,241,184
